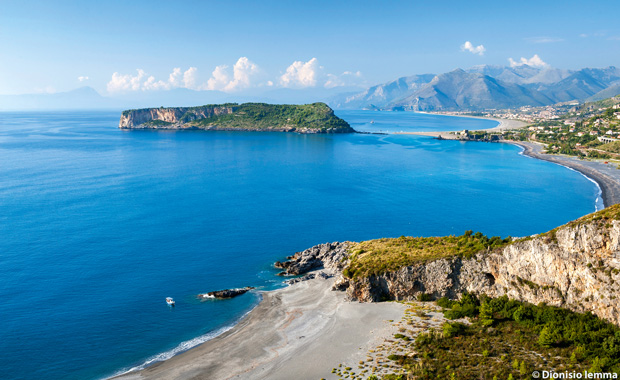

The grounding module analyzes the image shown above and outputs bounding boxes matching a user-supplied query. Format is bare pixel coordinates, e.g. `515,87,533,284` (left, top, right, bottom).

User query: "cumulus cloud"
280,58,320,88
324,70,363,88
107,65,231,93
204,57,260,92
508,54,548,68
107,69,148,92
461,41,486,55
78,76,89,82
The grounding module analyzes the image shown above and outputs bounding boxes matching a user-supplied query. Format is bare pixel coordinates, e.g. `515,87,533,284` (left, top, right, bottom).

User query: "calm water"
0,110,598,380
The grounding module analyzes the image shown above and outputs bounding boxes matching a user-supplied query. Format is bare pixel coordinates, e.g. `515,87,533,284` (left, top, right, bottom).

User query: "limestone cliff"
119,102,354,133
277,205,620,325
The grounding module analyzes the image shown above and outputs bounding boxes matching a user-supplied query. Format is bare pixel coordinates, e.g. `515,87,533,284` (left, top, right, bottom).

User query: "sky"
1,0,619,96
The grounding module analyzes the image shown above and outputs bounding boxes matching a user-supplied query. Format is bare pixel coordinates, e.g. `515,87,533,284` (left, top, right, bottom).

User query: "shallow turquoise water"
0,110,598,380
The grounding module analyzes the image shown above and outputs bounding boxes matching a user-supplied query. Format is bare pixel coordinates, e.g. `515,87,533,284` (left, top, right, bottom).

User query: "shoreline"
391,114,620,209
394,116,528,139
112,275,407,380
505,141,620,208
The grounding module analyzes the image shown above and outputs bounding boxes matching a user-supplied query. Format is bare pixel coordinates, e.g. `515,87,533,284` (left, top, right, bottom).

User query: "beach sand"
507,141,620,207
114,275,406,380
394,115,528,139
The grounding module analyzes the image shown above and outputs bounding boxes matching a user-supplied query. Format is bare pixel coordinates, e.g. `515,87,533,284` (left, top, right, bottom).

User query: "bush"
437,297,455,308
417,293,432,302
442,322,468,338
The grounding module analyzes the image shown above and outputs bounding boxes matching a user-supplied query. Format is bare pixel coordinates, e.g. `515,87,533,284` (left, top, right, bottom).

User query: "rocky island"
118,102,354,133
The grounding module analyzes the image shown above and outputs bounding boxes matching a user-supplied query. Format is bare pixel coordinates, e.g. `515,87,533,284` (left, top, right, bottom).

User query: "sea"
0,110,600,380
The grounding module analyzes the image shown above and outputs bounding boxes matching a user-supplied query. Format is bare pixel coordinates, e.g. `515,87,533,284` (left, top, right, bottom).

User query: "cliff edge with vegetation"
118,102,354,133
277,204,620,326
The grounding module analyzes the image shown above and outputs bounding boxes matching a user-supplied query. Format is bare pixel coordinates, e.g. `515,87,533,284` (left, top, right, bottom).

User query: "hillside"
330,65,620,111
119,102,354,133
277,204,620,326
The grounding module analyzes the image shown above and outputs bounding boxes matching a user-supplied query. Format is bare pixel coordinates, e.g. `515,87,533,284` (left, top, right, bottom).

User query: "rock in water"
199,287,255,299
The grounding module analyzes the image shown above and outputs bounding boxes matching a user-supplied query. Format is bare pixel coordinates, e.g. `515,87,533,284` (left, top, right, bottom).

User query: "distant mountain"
330,65,620,111
0,85,365,111
328,74,435,109
587,83,620,102
389,69,552,111
0,87,120,110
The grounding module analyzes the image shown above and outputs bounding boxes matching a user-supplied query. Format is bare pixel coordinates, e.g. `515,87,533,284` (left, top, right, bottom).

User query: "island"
118,102,354,133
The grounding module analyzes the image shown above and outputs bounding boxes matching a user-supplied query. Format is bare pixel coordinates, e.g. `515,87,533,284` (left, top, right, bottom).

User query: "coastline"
105,116,620,380
394,114,619,209
112,275,407,380
394,116,528,139
506,141,620,208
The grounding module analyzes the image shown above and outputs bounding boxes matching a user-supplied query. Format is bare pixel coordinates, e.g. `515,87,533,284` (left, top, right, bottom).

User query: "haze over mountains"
330,65,620,111
2,65,619,112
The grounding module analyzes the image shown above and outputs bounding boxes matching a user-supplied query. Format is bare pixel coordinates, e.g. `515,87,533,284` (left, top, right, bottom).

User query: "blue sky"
1,0,619,95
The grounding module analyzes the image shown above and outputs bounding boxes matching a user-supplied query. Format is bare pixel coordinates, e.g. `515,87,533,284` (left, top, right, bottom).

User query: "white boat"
166,297,175,306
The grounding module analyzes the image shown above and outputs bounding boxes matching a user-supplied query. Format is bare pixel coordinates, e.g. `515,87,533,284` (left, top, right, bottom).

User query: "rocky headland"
118,102,353,133
277,204,620,326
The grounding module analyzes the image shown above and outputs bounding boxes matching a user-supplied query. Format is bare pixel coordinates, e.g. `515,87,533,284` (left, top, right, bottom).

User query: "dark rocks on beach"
199,287,255,299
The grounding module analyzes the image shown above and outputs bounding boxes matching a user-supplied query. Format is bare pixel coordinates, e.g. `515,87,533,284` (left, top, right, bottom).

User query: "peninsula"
118,102,354,133
115,205,620,379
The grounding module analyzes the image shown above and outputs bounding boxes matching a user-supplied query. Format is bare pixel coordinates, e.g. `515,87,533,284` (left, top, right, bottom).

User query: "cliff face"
118,103,354,133
278,208,620,325
119,105,235,129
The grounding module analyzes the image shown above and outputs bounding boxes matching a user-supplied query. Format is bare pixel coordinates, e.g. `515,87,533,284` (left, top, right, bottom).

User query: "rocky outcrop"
278,207,620,326
118,103,354,133
199,287,255,299
119,105,235,129
274,242,352,276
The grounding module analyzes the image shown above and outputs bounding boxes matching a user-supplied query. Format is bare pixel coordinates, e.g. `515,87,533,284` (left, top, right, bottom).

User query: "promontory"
118,102,354,133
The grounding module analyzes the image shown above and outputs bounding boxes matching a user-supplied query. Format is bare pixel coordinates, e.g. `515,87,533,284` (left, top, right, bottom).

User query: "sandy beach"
507,141,620,207
394,115,528,139
113,275,407,380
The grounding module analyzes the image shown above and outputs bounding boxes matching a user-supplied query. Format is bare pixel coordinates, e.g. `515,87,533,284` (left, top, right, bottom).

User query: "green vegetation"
383,294,620,379
506,99,620,159
342,231,511,279
191,102,352,132
143,119,172,127
123,102,353,133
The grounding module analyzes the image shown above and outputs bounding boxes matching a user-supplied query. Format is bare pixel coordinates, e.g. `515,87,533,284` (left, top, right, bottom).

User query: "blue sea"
0,110,599,380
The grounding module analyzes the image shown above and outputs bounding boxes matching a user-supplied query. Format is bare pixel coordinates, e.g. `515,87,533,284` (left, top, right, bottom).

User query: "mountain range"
2,65,619,112
329,65,620,111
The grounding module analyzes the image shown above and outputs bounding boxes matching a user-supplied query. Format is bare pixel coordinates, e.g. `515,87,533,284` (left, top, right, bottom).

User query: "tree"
519,361,528,376
538,326,557,347
479,302,494,326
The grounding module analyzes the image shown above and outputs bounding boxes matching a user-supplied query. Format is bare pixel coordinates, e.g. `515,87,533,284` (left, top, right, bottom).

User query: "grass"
342,231,511,279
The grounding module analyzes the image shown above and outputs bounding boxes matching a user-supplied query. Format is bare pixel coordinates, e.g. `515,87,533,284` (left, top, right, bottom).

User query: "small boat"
370,120,375,124
166,297,175,307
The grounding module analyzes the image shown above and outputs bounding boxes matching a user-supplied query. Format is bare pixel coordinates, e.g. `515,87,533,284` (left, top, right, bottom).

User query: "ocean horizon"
0,110,599,380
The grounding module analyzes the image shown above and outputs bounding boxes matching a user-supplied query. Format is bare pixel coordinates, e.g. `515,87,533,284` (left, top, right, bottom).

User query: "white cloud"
107,69,148,92
78,76,89,82
508,54,548,68
280,58,320,88
460,41,486,56
107,67,205,93
526,36,564,44
204,57,260,92
324,70,363,88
